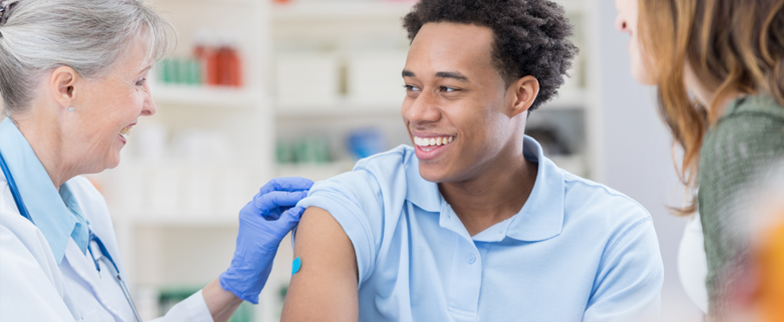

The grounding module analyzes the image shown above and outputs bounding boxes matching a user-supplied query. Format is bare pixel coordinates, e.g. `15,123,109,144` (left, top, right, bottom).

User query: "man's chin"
418,164,449,183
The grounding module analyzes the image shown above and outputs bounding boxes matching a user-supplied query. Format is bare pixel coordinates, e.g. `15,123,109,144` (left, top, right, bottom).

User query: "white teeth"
119,127,131,140
413,136,455,147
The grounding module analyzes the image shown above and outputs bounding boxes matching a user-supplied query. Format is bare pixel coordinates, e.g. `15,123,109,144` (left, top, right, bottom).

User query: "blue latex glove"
219,177,313,304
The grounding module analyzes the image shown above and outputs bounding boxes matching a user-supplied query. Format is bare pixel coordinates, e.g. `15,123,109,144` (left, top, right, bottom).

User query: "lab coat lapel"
63,239,131,321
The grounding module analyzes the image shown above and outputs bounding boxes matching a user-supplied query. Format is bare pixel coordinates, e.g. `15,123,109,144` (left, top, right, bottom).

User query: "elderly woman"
0,0,310,321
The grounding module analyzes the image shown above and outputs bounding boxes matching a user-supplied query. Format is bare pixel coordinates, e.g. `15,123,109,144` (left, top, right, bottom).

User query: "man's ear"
508,75,539,117
49,66,79,110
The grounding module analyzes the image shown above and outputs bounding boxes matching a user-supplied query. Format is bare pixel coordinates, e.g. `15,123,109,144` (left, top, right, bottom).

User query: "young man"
282,0,664,321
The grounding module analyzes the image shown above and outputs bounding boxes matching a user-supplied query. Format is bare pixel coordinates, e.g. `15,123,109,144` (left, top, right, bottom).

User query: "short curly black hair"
403,0,578,110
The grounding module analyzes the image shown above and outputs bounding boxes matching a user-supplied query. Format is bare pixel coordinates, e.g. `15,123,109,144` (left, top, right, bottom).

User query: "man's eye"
404,85,421,91
136,78,147,86
440,86,457,92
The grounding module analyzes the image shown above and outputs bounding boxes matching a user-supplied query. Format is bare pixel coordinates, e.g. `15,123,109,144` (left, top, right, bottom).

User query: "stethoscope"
0,150,144,322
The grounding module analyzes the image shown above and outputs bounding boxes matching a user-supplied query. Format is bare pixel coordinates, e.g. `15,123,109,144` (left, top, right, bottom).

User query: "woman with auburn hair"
615,0,784,319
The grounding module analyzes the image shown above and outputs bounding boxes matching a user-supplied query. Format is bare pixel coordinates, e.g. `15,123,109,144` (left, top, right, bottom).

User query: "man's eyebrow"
402,70,470,82
435,71,469,82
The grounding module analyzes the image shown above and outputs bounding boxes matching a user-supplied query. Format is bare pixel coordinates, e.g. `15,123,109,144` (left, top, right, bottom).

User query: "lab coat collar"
0,118,90,265
406,135,564,242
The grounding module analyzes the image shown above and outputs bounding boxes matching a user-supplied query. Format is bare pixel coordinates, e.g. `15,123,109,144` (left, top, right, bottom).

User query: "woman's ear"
49,66,79,111
508,75,540,117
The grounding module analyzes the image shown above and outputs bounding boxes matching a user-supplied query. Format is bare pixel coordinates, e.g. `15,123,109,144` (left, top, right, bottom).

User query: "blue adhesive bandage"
292,257,302,275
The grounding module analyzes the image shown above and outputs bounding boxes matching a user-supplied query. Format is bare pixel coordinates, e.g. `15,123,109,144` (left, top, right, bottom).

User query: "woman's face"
69,39,156,172
615,0,655,85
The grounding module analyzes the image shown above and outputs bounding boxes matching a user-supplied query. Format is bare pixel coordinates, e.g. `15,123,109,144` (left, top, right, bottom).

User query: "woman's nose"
142,93,157,116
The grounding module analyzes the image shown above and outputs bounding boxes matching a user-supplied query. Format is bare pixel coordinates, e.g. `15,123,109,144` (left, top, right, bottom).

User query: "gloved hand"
219,177,313,304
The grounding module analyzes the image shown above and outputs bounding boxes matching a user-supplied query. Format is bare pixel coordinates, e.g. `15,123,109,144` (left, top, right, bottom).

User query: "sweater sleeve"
697,96,784,315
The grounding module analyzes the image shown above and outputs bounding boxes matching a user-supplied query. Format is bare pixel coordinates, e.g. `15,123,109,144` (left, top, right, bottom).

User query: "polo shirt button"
466,253,476,264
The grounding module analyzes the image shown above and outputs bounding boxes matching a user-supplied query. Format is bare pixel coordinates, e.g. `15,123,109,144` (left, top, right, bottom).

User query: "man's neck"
438,152,538,237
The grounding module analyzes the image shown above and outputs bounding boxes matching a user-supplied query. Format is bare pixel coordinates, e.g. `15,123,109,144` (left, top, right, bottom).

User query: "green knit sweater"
698,94,784,317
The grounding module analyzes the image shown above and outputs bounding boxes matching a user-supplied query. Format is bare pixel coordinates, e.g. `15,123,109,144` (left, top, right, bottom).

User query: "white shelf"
273,89,588,117
129,215,240,226
275,98,401,117
152,85,258,108
272,1,584,21
272,1,416,21
276,161,354,182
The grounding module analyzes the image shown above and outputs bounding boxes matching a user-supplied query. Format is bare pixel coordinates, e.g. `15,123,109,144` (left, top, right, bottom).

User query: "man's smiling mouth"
414,135,455,152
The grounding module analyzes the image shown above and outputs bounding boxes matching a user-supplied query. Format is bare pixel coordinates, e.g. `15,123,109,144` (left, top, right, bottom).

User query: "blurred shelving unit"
92,1,601,322
151,85,257,109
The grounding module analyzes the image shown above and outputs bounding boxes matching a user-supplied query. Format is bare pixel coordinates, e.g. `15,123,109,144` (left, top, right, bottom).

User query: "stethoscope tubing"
0,150,143,322
0,149,33,222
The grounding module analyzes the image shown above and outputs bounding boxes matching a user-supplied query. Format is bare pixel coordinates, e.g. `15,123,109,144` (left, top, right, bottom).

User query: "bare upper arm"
280,206,359,322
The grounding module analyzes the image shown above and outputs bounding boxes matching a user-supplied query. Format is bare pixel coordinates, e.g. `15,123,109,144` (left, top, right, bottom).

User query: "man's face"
402,22,521,183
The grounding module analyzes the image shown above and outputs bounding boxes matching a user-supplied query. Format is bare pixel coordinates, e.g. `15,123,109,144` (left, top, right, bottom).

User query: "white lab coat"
0,174,214,322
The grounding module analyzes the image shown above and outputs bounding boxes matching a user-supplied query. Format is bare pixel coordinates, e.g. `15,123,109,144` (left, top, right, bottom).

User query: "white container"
346,51,408,107
275,53,340,108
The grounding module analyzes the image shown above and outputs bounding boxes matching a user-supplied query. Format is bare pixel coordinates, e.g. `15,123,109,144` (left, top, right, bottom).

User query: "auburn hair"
638,0,784,215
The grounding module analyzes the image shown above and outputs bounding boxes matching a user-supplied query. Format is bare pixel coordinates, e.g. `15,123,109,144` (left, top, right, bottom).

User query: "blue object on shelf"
347,128,386,159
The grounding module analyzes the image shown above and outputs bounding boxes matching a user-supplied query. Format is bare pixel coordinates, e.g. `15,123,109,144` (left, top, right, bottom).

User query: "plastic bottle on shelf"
193,30,219,86
215,35,243,88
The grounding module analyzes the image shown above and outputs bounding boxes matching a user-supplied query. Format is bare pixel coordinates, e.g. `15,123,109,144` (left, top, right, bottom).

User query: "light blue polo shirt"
297,136,664,322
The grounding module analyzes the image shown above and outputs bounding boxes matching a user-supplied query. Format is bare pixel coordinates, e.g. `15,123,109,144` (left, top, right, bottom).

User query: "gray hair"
0,0,176,114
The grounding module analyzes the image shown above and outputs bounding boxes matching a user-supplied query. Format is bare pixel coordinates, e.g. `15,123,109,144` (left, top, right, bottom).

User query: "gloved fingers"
282,205,306,221
254,190,310,213
261,205,291,221
257,177,314,195
280,206,306,226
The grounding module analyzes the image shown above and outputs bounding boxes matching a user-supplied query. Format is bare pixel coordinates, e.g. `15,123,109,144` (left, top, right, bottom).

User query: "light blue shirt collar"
405,136,564,242
0,118,90,265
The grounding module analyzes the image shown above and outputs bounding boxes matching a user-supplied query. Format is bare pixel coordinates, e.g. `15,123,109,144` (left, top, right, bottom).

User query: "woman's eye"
136,78,147,86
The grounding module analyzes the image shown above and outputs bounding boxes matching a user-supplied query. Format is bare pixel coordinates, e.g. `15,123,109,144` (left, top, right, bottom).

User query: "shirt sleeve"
296,167,386,285
698,105,784,311
150,290,213,322
582,217,664,322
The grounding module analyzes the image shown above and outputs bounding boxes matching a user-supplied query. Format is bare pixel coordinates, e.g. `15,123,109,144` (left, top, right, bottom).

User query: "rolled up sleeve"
296,169,385,285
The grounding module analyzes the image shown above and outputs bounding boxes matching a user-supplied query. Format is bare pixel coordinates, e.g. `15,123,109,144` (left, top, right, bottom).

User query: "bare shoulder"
281,207,359,322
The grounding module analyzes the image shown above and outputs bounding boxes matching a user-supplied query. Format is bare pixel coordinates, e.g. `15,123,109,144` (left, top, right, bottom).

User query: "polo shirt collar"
404,152,442,213
0,118,90,265
404,136,565,242
505,136,565,242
